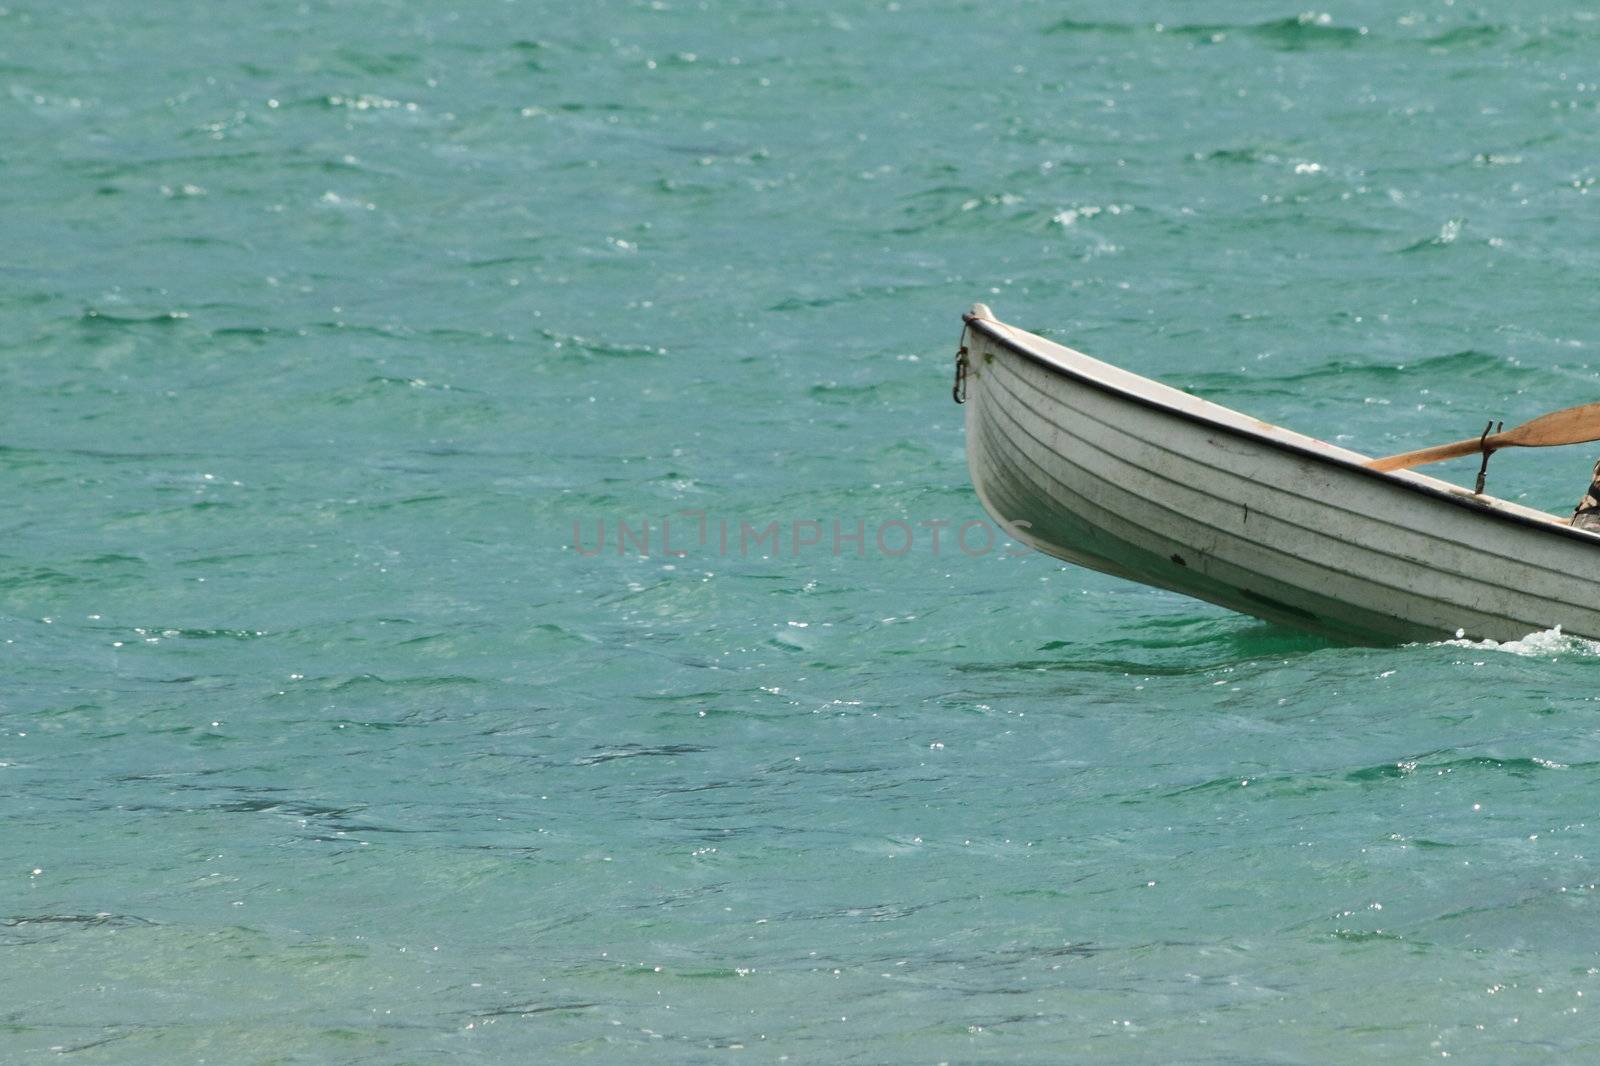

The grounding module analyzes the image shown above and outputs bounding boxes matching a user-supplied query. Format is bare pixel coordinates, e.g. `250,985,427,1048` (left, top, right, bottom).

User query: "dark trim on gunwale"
963,312,1600,548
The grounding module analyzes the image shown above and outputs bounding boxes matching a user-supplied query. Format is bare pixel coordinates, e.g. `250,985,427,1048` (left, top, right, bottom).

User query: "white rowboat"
956,303,1600,644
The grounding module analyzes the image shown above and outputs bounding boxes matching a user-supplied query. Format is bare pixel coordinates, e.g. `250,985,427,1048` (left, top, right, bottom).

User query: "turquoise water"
7,2,1600,1061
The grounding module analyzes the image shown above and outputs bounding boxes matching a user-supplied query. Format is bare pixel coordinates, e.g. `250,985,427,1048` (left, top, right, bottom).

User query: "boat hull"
960,308,1600,644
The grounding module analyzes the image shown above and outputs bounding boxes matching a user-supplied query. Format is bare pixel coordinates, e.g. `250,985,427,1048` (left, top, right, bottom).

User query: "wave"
1179,349,1519,400
1043,15,1366,50
540,329,665,358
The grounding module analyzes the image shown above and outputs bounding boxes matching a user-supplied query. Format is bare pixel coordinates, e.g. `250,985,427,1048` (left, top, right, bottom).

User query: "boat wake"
1434,625,1600,658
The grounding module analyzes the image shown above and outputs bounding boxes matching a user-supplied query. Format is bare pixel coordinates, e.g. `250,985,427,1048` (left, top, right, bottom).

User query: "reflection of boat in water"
956,303,1600,644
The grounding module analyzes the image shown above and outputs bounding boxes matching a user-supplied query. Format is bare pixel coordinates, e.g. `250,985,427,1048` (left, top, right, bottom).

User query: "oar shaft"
1366,436,1491,472
1367,400,1600,473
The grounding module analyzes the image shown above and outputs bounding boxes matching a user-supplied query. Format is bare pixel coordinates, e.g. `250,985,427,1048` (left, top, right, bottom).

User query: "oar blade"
1502,401,1600,448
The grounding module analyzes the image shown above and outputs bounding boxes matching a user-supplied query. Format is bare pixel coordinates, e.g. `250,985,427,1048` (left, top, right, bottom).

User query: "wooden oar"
1368,401,1600,472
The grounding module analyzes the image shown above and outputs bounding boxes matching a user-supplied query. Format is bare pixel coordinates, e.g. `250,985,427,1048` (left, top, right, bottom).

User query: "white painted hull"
959,305,1600,644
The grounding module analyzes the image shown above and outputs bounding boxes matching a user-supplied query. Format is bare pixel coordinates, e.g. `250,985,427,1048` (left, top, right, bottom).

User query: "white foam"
1435,625,1600,658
